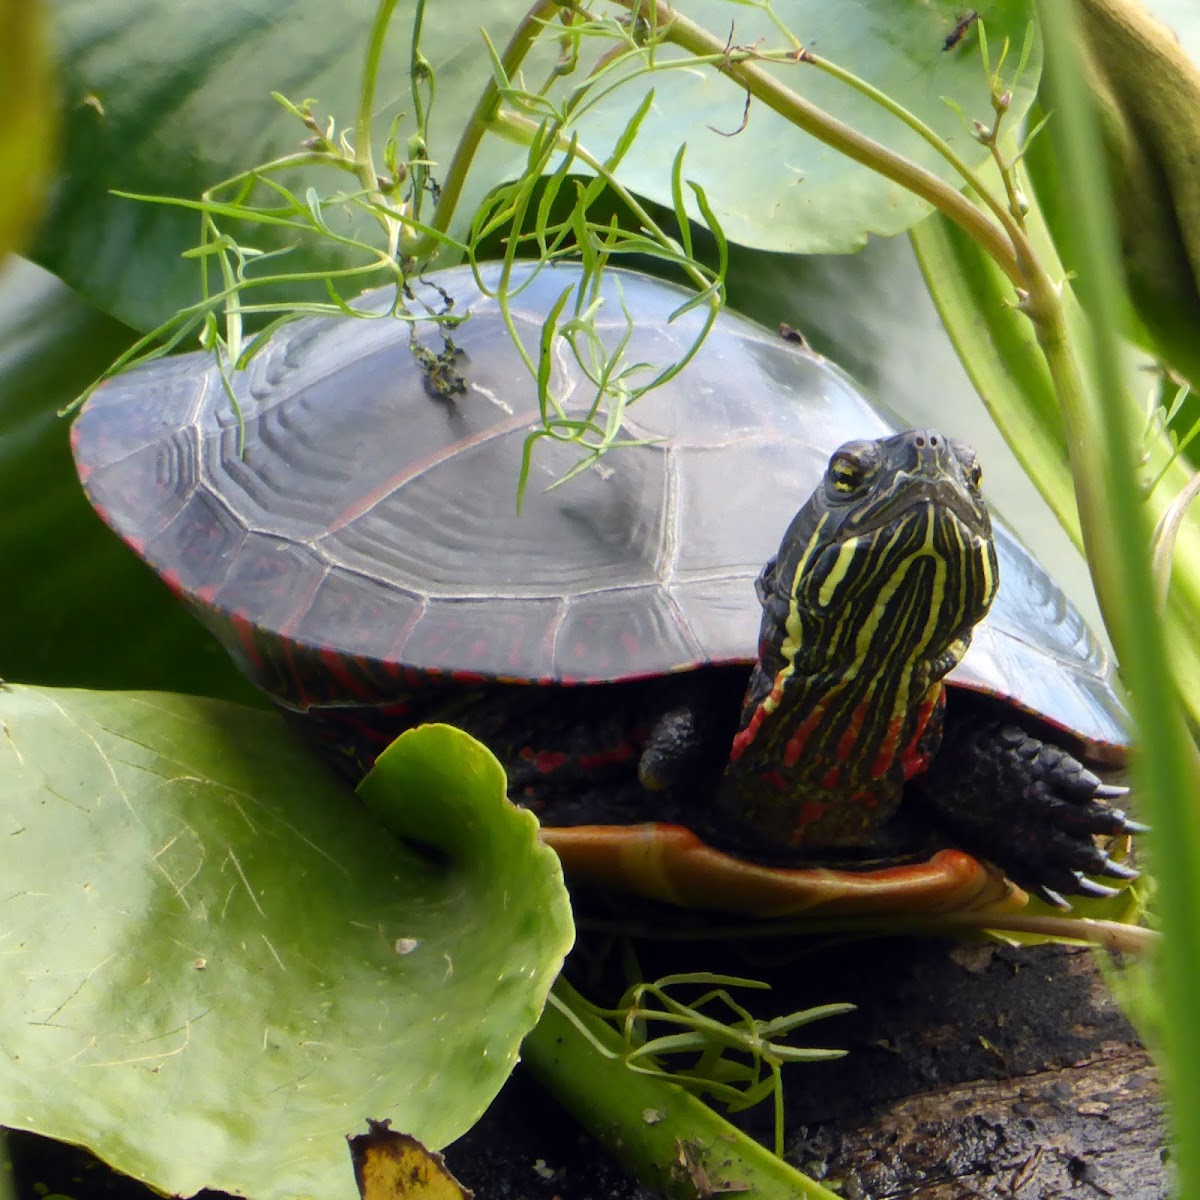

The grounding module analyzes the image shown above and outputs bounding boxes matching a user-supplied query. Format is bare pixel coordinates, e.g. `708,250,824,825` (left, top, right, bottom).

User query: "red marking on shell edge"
450,669,489,685
763,769,788,793
194,583,217,605
157,568,186,599
227,610,264,672
819,767,840,790
319,646,363,697
282,639,310,708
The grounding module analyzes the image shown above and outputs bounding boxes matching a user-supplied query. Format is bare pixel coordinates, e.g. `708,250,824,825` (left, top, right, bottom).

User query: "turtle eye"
827,440,880,496
951,440,983,491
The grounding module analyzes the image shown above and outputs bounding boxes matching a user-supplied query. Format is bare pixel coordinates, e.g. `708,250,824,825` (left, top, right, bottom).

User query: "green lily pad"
0,688,573,1200
559,0,1040,253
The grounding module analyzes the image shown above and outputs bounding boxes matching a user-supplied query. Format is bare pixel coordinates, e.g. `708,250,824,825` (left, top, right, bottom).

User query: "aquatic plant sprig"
552,971,852,1158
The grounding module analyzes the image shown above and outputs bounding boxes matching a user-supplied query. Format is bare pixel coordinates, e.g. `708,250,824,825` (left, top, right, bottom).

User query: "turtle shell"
71,262,1130,916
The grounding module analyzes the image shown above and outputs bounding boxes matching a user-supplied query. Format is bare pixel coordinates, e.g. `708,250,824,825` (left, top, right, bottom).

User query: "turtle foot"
914,717,1142,908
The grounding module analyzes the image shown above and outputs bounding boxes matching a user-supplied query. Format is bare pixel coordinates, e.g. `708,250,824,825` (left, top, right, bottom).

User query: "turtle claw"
1031,884,1071,910
1070,872,1123,900
1096,855,1139,882
913,715,1144,904
1028,867,1123,910
1116,814,1151,835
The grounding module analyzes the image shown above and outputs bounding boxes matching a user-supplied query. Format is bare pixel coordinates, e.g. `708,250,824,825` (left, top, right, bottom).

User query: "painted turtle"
71,262,1140,917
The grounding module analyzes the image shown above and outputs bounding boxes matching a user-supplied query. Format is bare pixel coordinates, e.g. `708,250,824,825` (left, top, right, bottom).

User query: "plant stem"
621,0,1025,288
803,49,1028,256
354,0,403,256
523,977,844,1199
418,0,566,261
424,0,1029,296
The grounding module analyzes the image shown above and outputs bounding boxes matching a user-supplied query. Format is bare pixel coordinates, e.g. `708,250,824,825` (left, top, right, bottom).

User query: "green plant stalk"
419,0,567,261
801,46,1029,255
353,0,404,256
575,0,1026,288
1035,4,1200,1196
576,906,1156,954
522,977,844,1199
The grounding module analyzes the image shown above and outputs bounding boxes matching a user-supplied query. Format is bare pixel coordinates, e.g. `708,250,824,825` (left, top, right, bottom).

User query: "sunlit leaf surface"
1,694,572,1200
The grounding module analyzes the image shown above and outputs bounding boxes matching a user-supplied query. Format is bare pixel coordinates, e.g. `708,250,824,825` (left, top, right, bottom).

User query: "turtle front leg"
912,711,1145,908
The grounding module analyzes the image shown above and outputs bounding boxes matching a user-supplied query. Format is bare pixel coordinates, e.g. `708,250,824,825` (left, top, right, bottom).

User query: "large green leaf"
0,1,54,259
560,0,1039,251
0,260,255,698
1023,0,1200,390
38,0,1039,331
0,692,573,1200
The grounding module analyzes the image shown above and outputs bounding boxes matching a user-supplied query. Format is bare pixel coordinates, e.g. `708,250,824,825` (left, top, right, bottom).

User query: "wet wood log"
446,939,1167,1200
775,940,1166,1198
795,1045,1164,1198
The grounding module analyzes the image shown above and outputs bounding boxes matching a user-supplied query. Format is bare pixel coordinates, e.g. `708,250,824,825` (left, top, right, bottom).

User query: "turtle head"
716,429,1000,856
786,430,996,660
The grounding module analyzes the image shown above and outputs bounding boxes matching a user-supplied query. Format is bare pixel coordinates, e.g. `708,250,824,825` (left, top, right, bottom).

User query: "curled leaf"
1030,0,1200,387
